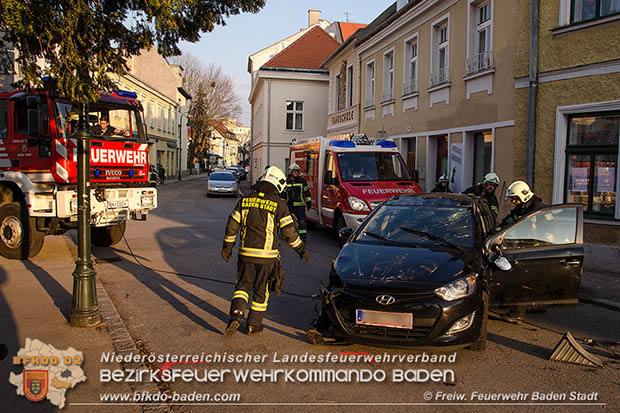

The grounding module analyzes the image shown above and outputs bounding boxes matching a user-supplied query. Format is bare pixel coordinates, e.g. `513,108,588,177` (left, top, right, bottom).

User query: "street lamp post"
70,103,101,327
178,110,189,181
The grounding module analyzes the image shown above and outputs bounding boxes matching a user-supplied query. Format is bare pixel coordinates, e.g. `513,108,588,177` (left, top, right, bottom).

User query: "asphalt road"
6,177,620,411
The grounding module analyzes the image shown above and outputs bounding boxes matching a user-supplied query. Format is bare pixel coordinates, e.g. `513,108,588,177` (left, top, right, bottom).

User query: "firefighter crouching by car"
282,163,312,242
462,172,500,216
221,166,310,336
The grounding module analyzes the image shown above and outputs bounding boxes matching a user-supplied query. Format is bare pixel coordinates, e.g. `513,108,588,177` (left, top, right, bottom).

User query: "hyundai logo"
376,295,395,305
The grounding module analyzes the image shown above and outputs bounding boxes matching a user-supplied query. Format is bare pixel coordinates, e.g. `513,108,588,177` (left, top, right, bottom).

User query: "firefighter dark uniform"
283,173,312,242
221,167,309,336
462,172,500,216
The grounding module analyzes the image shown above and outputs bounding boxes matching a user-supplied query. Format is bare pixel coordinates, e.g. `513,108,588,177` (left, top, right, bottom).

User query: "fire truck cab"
289,136,422,235
0,89,157,259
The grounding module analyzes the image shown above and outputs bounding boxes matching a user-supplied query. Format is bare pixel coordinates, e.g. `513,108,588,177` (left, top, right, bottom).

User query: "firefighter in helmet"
282,163,312,242
221,166,309,336
462,172,500,216
500,181,545,228
431,174,451,193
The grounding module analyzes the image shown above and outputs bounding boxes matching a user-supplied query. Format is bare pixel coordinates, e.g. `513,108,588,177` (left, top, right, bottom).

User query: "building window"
365,61,375,108
346,65,354,107
436,135,449,180
565,112,619,217
149,100,155,128
473,131,493,185
431,19,450,88
571,0,620,23
0,51,13,74
467,1,493,75
403,37,418,96
382,51,394,103
335,74,342,111
286,101,303,131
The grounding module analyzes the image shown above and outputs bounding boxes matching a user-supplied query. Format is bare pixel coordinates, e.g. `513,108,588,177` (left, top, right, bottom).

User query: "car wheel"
335,215,347,247
91,221,126,247
469,290,488,351
0,202,45,259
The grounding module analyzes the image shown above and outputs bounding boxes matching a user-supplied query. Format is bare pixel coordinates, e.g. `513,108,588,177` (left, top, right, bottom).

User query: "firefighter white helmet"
506,181,534,203
261,166,287,193
437,174,449,183
483,172,500,186
289,163,300,172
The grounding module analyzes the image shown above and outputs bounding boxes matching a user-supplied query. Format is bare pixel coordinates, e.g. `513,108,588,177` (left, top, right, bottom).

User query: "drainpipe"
267,78,272,167
357,54,362,135
526,0,539,189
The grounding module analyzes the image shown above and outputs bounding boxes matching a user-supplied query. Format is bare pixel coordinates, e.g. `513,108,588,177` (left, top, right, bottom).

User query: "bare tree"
170,54,242,164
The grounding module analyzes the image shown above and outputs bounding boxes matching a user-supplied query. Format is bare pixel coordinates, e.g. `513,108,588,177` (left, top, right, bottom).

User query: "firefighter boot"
246,324,264,335
225,310,244,337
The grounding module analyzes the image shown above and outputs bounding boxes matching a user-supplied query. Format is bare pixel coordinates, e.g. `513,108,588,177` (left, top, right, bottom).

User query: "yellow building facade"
514,0,620,244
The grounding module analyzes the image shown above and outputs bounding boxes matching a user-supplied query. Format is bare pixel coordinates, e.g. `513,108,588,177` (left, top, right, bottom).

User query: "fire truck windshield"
55,101,145,142
337,152,412,182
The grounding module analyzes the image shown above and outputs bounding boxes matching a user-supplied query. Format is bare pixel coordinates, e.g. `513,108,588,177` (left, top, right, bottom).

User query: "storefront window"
565,113,619,218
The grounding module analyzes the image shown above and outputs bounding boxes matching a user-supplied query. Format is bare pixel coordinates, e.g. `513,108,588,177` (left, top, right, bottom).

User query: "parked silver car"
206,172,239,197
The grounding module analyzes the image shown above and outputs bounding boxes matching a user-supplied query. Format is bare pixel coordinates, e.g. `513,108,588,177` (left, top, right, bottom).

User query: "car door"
487,204,584,309
321,151,339,227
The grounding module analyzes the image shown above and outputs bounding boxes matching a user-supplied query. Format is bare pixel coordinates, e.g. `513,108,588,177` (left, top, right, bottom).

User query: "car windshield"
210,173,236,181
337,152,411,182
357,205,476,250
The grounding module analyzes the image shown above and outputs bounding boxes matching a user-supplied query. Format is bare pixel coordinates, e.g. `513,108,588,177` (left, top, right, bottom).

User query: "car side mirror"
411,169,419,182
494,256,512,271
338,227,353,244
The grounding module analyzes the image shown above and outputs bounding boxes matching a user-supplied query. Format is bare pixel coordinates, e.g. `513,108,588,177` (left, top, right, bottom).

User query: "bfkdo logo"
24,370,49,402
9,339,87,409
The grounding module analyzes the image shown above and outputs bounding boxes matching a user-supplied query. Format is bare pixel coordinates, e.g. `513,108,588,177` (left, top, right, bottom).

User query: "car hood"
334,241,477,288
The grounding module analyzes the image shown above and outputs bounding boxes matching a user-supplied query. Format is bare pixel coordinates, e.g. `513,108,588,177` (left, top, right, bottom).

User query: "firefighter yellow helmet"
289,163,300,172
262,166,287,193
506,181,533,203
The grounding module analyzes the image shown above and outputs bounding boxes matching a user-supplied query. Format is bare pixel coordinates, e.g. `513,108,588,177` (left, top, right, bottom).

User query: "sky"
178,1,392,126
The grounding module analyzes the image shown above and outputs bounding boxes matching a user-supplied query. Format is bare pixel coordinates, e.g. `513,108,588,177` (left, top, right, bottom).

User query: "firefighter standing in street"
431,174,452,193
283,163,312,242
221,166,309,336
462,172,500,216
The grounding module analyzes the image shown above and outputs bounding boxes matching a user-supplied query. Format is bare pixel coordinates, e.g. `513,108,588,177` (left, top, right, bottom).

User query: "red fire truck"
289,136,422,235
0,89,157,259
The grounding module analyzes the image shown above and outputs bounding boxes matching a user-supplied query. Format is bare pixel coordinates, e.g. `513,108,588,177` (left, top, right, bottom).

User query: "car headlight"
434,273,478,301
348,196,369,212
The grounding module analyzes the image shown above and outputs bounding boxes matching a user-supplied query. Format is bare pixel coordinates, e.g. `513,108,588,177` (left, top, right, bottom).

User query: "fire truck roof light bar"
376,140,397,148
111,90,138,99
329,140,356,148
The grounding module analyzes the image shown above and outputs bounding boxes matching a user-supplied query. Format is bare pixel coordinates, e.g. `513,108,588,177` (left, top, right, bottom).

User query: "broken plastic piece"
549,331,603,368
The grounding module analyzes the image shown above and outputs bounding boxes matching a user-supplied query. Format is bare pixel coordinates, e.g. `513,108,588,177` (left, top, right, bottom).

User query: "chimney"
308,10,320,27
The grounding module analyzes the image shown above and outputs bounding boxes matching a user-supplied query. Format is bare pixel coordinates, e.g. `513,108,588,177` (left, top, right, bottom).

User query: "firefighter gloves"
221,244,232,263
299,249,310,264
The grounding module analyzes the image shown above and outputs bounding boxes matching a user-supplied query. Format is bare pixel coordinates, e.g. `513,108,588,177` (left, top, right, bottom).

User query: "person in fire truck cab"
90,115,129,137
282,163,312,242
221,166,309,336
462,172,500,216
431,174,452,193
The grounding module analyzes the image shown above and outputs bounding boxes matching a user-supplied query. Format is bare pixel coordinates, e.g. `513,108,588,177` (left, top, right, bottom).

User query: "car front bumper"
320,284,484,348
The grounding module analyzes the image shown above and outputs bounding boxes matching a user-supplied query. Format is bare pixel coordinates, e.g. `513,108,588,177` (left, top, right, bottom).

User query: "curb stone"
96,280,171,413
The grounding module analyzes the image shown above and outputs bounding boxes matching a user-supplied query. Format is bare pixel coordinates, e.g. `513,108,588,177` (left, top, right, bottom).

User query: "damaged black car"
314,193,584,351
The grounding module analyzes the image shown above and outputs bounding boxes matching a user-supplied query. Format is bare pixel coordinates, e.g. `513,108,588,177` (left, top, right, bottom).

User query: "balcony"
402,78,418,96
429,67,449,88
466,51,493,76
381,87,394,103
364,96,375,108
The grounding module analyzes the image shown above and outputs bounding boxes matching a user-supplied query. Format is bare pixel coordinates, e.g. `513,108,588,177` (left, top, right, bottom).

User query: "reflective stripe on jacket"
284,176,311,207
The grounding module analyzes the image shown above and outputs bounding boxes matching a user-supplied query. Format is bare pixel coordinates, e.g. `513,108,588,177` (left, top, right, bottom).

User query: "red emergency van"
289,136,422,234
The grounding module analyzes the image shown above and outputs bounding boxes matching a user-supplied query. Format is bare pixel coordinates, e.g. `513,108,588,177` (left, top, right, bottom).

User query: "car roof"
385,193,474,207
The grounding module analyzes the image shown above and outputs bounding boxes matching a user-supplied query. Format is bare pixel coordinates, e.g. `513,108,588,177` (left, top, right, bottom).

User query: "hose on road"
120,233,317,299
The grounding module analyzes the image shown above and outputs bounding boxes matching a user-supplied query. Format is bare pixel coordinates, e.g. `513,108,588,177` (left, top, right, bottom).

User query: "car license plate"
356,309,413,329
107,201,128,209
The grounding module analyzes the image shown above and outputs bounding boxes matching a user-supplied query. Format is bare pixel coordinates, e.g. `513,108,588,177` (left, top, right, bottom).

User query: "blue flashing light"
329,140,356,148
376,140,397,148
112,90,138,99
128,169,134,177
94,169,101,177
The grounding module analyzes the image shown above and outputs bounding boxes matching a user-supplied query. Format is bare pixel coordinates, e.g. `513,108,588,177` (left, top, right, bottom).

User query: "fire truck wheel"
335,215,347,247
91,221,126,247
0,202,45,259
